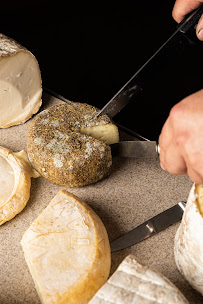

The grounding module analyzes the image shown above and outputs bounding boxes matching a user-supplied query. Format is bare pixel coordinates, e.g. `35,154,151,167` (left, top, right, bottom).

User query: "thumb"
197,14,203,40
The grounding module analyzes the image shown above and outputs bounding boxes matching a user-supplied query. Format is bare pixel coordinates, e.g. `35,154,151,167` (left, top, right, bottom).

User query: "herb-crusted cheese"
0,34,42,128
89,254,189,304
27,102,119,187
21,190,111,304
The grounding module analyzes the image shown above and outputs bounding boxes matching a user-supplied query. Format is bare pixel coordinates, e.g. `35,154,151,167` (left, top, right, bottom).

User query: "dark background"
1,1,202,140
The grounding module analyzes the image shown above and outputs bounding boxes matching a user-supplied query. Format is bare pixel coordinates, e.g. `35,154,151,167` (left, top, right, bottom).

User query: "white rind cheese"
89,254,189,304
21,190,111,304
0,33,42,128
174,184,203,295
0,146,38,225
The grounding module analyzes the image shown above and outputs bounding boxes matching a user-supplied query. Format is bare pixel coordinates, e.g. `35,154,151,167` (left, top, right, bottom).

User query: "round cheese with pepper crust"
27,101,119,187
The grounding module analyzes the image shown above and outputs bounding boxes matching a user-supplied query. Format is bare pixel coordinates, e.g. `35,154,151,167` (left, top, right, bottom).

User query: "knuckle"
169,102,184,123
175,134,187,148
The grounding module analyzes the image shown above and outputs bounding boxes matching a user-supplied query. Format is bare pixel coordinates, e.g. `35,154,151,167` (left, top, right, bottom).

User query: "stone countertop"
0,93,201,304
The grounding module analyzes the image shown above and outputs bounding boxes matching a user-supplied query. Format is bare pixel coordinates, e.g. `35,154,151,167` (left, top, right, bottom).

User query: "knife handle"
178,5,203,43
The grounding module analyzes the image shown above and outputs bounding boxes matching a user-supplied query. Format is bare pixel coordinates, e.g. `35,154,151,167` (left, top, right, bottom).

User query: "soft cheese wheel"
0,33,42,128
174,183,203,295
0,146,39,225
21,190,111,304
27,102,119,187
89,254,189,304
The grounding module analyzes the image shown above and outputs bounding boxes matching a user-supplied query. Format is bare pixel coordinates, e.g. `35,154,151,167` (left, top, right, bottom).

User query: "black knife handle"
178,5,203,43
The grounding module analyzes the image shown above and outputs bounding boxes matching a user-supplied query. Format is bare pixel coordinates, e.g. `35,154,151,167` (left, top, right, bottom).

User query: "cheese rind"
174,183,203,295
21,190,111,304
27,102,119,187
89,254,189,304
0,33,42,128
0,146,36,225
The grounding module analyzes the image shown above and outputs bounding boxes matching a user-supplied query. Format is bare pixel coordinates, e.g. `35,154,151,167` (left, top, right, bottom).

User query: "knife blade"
43,88,153,141
97,6,203,119
110,140,159,158
110,201,186,253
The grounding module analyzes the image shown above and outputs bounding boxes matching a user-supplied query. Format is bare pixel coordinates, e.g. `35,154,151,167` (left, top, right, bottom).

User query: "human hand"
159,89,203,184
172,0,203,40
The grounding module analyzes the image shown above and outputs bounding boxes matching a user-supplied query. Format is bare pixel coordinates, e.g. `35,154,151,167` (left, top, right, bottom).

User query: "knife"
97,6,203,119
43,87,156,144
110,140,159,158
43,88,160,158
110,201,186,253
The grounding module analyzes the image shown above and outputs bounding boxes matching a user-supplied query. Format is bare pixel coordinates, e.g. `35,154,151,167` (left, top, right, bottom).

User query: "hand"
159,89,203,184
172,0,203,40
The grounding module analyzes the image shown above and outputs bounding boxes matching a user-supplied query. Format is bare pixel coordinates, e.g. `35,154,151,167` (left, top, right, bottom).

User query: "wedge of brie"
89,254,189,304
0,146,39,225
0,33,42,128
21,190,111,304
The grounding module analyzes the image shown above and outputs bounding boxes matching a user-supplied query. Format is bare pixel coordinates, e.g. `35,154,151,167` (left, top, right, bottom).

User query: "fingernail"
197,29,203,40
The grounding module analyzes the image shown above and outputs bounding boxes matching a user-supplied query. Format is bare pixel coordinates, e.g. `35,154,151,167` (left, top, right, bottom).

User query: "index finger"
172,0,203,22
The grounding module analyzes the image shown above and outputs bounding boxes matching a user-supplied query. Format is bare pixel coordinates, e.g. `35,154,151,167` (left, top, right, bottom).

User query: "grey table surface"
0,93,200,304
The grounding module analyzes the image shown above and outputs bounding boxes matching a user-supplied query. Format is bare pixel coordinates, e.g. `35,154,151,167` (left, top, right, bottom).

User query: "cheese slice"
80,123,119,145
89,254,189,304
174,183,203,295
0,33,42,128
0,146,39,225
21,190,111,304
